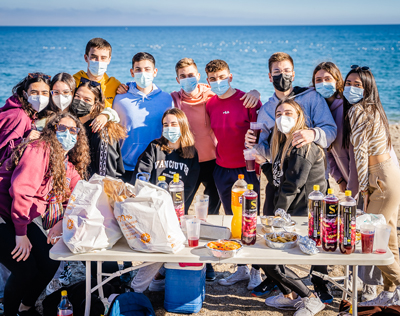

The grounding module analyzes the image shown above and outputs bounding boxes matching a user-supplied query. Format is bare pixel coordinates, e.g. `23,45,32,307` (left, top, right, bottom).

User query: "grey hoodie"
255,87,337,160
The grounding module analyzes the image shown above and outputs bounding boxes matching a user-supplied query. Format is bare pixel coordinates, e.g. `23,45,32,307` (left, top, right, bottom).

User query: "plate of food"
264,232,299,249
206,239,243,258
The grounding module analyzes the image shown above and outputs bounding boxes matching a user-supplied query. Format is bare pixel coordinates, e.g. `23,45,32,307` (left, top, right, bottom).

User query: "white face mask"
52,94,72,111
26,93,49,112
276,115,296,134
88,60,108,77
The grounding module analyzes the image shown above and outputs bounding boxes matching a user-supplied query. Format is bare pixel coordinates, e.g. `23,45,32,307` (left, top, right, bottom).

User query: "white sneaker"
294,296,325,316
247,267,263,290
218,265,250,286
265,293,301,310
148,278,165,292
46,279,62,295
387,287,400,306
361,284,377,302
348,275,363,291
359,290,394,306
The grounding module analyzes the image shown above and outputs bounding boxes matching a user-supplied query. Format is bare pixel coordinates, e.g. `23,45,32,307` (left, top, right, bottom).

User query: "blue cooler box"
164,263,206,314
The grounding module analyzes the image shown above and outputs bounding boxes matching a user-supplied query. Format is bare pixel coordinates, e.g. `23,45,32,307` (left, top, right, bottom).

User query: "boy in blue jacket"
113,52,173,182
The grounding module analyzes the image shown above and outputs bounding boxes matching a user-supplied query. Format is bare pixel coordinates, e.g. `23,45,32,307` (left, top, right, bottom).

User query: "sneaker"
206,263,216,281
294,296,325,316
17,307,41,316
218,265,250,286
251,279,278,297
359,290,394,306
59,264,72,286
265,293,301,310
348,275,363,292
247,267,263,290
361,284,377,302
148,278,165,292
46,279,62,295
314,285,333,304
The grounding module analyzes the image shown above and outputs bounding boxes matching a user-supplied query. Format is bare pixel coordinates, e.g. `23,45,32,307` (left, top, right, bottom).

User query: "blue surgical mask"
88,60,108,77
210,79,230,96
134,72,154,89
163,126,181,143
180,77,198,94
343,86,364,104
56,130,77,152
315,82,336,99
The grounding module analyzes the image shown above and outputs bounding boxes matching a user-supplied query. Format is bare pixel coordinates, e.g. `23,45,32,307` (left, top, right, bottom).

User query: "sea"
1,25,400,121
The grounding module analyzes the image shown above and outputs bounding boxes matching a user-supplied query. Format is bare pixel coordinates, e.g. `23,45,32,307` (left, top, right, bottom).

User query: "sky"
1,0,400,26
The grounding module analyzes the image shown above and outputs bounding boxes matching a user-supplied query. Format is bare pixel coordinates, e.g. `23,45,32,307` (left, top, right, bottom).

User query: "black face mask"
70,99,92,118
272,73,293,92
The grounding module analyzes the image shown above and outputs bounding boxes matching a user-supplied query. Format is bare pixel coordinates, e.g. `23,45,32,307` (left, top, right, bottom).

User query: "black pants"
259,265,311,298
0,221,59,316
263,182,276,216
185,159,221,215
120,170,134,183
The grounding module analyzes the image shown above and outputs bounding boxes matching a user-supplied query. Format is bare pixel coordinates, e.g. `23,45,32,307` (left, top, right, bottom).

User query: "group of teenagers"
0,36,399,316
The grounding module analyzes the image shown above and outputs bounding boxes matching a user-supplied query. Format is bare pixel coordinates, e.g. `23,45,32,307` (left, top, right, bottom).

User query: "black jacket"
84,120,125,178
263,142,327,216
131,139,200,211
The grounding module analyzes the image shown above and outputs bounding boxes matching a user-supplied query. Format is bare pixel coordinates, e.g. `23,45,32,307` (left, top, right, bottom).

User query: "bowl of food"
264,232,299,249
206,239,243,258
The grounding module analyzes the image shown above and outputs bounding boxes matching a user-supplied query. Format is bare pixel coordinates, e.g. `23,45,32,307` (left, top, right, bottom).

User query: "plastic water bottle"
241,184,258,246
169,173,185,224
57,290,73,316
339,190,357,255
231,174,247,239
321,188,339,252
308,185,324,246
156,176,169,190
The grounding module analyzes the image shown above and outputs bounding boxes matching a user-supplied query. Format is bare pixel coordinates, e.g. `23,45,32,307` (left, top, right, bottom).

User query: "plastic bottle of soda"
231,174,247,239
169,173,185,224
57,290,73,316
321,188,339,252
308,185,324,246
156,175,169,191
241,184,258,245
339,190,357,255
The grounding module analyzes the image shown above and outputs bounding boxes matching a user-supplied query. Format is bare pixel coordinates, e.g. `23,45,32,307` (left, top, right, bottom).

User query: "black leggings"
259,265,311,298
0,220,59,316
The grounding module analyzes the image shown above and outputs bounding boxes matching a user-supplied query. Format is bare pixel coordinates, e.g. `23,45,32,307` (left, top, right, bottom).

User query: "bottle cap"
313,185,320,191
345,190,352,196
61,290,67,296
158,176,166,181
247,184,253,190
138,176,146,181
173,173,179,182
238,174,244,180
327,188,333,195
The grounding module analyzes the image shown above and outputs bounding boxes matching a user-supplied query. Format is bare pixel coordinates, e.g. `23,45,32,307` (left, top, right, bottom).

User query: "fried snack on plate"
207,240,241,251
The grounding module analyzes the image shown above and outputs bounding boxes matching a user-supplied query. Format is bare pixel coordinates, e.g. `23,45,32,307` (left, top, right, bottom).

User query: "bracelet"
337,177,344,185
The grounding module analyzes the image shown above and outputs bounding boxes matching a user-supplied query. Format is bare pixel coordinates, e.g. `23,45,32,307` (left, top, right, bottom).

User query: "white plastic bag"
114,180,186,254
356,213,386,230
63,174,123,253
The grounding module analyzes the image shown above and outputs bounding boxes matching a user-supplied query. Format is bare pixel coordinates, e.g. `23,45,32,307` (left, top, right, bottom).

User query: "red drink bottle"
241,184,258,246
308,185,324,246
57,290,73,316
321,188,339,252
339,190,356,255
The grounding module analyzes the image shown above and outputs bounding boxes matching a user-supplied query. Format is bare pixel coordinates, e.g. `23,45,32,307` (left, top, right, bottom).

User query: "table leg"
343,265,349,301
97,261,104,300
352,265,358,316
85,261,91,316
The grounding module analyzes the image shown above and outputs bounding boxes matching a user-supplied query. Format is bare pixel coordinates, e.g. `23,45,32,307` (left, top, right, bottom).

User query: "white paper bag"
63,174,123,253
114,180,186,254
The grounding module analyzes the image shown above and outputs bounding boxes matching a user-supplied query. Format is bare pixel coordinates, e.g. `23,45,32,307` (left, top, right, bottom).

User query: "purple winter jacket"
0,95,32,162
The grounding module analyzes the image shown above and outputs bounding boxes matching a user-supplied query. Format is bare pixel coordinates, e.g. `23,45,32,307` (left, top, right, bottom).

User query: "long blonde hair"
158,108,196,159
271,99,324,167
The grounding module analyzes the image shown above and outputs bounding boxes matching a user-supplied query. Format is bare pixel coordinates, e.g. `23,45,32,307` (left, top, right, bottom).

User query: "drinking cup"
243,148,256,172
196,194,209,205
181,215,195,233
195,203,208,221
360,224,375,254
186,219,201,247
250,122,263,144
374,224,391,254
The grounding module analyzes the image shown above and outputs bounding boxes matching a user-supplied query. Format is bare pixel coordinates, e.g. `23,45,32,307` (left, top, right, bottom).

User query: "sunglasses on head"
351,65,370,71
28,73,51,80
56,123,80,135
79,77,101,89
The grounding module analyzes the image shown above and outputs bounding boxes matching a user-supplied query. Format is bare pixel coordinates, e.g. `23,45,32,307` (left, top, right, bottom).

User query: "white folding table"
50,216,394,316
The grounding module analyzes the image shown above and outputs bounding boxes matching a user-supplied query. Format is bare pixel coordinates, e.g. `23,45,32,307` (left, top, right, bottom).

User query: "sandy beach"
40,124,400,316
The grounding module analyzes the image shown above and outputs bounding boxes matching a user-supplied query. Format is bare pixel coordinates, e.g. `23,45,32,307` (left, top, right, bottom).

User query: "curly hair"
205,59,230,74
5,112,90,199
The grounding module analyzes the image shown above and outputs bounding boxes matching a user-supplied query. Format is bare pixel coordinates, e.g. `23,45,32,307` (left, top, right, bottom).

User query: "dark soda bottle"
321,188,339,252
339,190,356,255
308,185,324,246
241,184,258,245
57,290,73,316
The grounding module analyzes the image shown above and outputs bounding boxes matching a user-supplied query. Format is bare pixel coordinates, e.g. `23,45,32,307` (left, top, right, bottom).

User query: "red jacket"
0,141,80,235
0,95,32,162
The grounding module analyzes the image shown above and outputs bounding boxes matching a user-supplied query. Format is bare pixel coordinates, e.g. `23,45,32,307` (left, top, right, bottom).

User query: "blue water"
1,25,400,121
